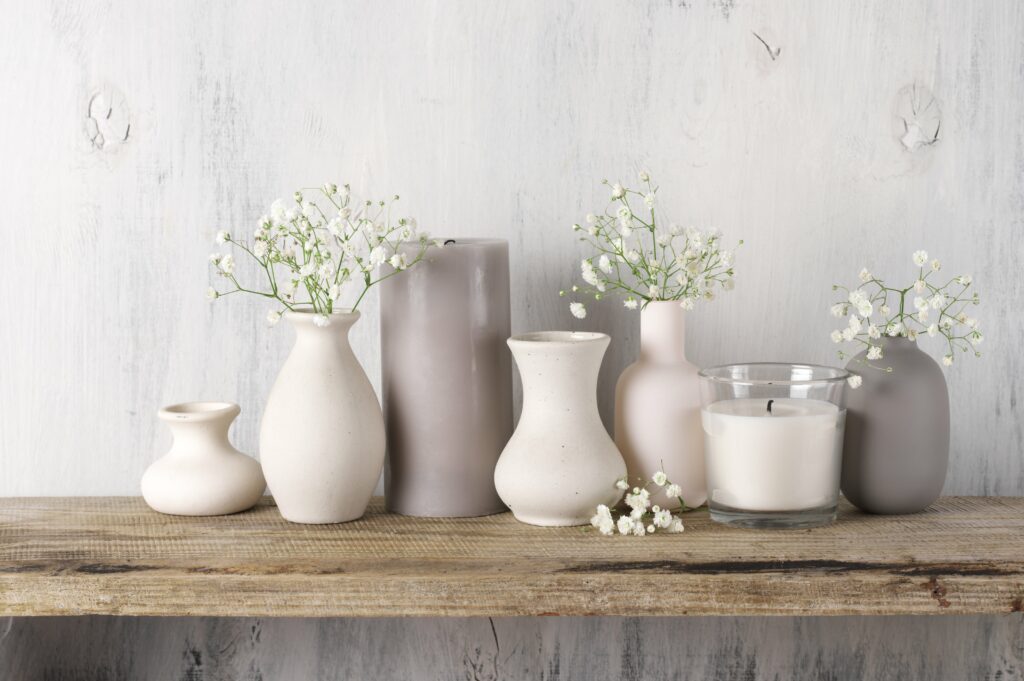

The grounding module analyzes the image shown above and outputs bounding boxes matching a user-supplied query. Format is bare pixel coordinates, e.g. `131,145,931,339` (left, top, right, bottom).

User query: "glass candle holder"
698,363,849,529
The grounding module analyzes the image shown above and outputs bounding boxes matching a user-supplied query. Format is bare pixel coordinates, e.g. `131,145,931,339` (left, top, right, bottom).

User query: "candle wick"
767,399,774,414
444,239,456,245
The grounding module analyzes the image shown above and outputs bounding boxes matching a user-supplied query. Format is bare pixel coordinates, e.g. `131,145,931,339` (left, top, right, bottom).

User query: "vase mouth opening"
159,401,240,422
699,363,850,386
509,331,609,345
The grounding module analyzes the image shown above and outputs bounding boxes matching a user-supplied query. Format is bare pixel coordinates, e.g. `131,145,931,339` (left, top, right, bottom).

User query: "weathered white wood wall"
1,0,1022,677
1,0,1022,496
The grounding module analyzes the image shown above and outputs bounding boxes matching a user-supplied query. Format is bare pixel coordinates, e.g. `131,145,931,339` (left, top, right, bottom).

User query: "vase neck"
640,301,687,363
287,310,359,352
159,403,239,458
508,333,608,421
878,336,918,351
167,421,233,457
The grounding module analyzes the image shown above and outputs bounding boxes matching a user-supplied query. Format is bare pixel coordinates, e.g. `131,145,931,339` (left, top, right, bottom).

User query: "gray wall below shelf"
1,616,1022,680
1,0,1022,677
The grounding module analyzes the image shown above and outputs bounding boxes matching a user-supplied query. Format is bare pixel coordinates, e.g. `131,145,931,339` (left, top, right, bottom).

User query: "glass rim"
698,362,850,386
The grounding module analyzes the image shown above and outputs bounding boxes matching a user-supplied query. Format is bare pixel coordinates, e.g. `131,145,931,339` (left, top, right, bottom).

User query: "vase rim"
159,401,239,423
508,331,609,346
699,363,849,386
284,308,360,322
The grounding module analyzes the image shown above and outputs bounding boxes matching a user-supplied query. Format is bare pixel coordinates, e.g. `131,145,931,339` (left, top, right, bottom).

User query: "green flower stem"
830,261,981,366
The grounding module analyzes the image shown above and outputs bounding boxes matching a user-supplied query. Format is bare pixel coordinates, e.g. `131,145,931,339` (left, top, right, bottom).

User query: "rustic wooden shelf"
1,497,1022,617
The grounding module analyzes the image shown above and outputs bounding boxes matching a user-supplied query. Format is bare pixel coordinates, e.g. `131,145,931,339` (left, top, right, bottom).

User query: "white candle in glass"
701,398,845,512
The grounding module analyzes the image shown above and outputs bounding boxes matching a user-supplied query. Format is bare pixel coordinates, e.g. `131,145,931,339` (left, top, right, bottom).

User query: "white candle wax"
701,398,845,512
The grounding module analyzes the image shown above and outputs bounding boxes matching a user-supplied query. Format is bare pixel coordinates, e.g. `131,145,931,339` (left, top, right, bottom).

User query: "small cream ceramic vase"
142,402,265,516
615,301,706,509
495,332,626,526
260,310,385,524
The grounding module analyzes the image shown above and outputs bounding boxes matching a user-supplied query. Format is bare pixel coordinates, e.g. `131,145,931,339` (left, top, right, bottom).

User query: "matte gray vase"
841,337,950,514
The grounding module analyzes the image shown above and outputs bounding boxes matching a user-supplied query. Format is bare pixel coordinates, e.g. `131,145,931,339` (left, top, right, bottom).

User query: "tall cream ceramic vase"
260,310,385,524
495,332,626,526
615,301,707,508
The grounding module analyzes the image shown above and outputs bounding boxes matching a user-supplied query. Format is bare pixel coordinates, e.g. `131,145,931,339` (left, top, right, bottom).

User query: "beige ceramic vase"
142,402,265,516
615,301,707,509
495,332,626,526
260,310,386,524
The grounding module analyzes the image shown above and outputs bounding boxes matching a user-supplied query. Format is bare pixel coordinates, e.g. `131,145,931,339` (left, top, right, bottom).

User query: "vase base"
276,509,366,525
279,516,364,525
510,512,588,527
709,503,837,529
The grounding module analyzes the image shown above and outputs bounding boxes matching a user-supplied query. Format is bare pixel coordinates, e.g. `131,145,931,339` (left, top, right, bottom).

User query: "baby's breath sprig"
561,172,741,319
590,472,687,537
207,183,440,327
829,250,983,387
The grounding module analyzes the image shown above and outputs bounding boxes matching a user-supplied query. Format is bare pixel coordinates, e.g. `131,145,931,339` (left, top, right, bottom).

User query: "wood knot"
86,85,131,150
895,83,940,152
923,577,951,608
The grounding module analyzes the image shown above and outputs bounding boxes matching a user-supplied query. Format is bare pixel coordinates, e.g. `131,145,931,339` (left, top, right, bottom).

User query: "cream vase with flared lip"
495,331,626,526
142,401,266,516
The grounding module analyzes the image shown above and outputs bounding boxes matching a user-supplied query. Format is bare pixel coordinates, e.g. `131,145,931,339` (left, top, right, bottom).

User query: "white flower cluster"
830,250,983,385
590,472,686,537
208,183,438,325
561,173,741,319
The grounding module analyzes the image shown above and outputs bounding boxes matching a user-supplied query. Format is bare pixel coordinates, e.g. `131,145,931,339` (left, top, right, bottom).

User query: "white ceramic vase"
495,332,626,526
142,402,265,516
615,301,707,509
260,310,385,524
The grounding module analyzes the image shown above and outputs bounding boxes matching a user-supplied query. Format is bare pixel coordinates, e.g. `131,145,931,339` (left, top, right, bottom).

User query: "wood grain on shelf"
1,497,1022,617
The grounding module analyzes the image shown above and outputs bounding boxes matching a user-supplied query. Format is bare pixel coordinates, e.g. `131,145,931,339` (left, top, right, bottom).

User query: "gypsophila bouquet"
590,472,687,536
830,250,983,386
561,173,740,319
207,183,438,327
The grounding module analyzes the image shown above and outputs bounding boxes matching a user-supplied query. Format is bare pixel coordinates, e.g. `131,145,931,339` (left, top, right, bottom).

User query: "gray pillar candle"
380,238,512,517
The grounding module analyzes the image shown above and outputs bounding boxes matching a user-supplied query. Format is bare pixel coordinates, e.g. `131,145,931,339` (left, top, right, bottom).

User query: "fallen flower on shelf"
590,472,687,536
